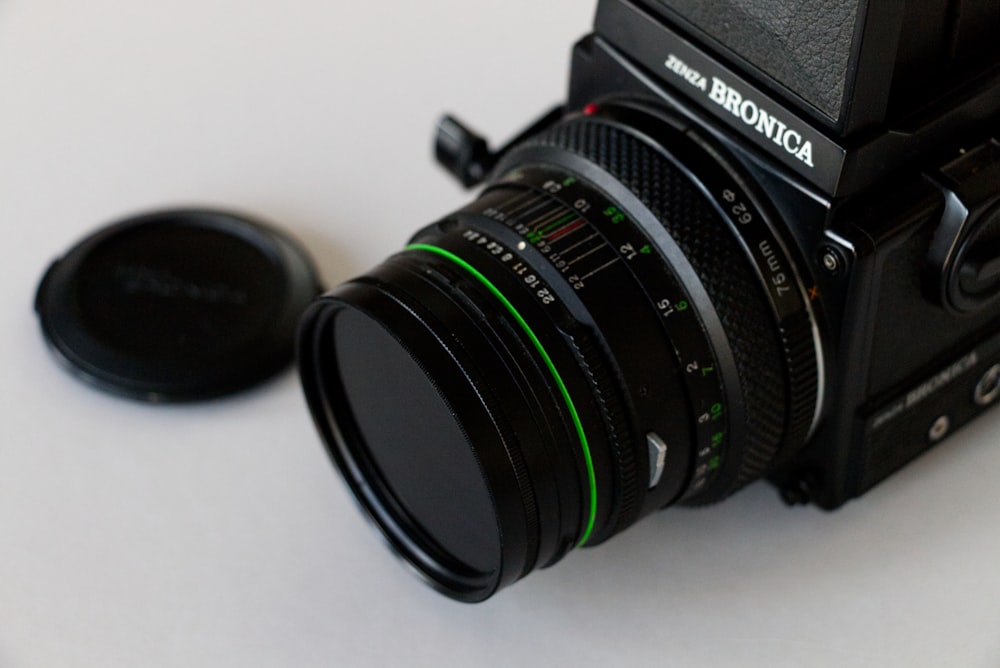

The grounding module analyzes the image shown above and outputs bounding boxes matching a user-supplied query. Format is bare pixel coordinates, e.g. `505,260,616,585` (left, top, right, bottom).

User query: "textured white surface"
2,2,999,666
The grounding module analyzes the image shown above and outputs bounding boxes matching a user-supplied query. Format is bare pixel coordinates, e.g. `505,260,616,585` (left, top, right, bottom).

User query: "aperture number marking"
461,229,557,304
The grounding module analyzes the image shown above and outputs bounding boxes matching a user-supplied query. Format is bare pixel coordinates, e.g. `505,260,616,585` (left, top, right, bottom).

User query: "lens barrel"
298,102,822,601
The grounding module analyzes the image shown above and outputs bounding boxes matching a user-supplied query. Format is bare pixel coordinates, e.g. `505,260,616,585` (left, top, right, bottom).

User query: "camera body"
300,0,1000,600
560,0,1000,508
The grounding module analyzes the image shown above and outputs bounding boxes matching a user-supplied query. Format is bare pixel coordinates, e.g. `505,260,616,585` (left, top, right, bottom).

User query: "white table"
2,2,998,666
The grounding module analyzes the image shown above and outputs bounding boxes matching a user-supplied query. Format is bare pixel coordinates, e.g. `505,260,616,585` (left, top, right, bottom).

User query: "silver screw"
928,415,951,442
974,364,1000,406
822,251,841,273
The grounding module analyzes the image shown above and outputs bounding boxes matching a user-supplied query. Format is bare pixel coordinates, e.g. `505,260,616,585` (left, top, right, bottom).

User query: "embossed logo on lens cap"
35,208,322,402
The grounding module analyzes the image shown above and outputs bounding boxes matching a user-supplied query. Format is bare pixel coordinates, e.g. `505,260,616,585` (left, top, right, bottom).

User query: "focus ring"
564,327,640,545
523,116,789,501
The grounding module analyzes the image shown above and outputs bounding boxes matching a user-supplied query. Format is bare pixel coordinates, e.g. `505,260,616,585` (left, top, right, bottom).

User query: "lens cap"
35,208,322,402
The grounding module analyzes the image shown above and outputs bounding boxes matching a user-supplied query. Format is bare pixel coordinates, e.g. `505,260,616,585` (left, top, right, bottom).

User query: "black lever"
434,105,565,188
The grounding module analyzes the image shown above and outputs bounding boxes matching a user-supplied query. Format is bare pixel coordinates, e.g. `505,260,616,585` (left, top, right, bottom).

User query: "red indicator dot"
583,103,599,116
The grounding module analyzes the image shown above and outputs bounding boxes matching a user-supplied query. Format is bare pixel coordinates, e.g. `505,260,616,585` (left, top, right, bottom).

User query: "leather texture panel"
653,0,860,120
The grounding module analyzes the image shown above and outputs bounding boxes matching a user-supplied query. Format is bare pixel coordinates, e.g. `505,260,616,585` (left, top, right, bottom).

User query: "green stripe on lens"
406,243,598,547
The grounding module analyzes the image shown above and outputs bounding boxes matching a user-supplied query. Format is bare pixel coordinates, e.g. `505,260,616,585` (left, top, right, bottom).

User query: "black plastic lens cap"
35,209,323,402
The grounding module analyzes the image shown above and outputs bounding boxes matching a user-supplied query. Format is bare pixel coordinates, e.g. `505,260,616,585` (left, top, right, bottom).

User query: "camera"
298,0,1000,601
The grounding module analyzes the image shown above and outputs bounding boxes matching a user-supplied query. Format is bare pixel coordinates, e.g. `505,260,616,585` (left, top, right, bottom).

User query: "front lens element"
333,307,501,574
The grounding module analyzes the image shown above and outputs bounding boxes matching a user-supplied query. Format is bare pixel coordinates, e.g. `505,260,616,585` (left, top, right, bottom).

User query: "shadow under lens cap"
35,208,322,401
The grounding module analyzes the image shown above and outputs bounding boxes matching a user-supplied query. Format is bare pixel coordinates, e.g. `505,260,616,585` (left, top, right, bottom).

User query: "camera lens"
298,102,823,600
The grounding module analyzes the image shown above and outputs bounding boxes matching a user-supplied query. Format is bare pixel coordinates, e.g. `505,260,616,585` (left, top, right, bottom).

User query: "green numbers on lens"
603,206,626,224
686,360,715,376
656,298,688,318
708,456,721,470
711,431,724,447
699,403,723,425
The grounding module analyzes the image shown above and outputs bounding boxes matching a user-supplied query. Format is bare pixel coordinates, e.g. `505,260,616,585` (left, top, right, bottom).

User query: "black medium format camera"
298,0,1000,601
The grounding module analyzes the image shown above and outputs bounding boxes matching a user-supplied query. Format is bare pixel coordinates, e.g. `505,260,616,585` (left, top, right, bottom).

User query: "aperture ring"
512,104,820,502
